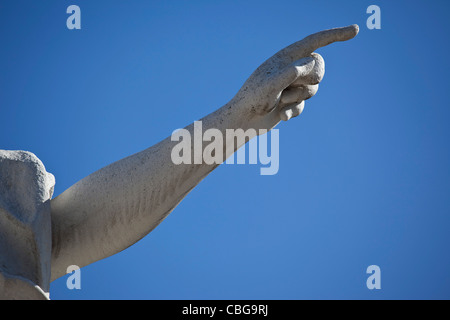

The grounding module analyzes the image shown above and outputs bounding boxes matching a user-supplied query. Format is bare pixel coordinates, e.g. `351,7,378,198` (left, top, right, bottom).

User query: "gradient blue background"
1,0,450,300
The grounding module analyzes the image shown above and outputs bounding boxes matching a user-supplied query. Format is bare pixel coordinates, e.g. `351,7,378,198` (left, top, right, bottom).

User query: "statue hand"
232,24,359,126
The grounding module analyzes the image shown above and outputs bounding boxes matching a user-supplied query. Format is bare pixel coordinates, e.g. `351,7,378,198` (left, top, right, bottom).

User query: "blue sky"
1,0,450,300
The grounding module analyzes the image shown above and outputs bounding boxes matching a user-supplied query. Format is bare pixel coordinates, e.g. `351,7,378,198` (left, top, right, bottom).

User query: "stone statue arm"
50,25,359,281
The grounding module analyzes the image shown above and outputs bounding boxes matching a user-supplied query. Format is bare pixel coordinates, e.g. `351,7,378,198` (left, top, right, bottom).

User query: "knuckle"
304,84,319,100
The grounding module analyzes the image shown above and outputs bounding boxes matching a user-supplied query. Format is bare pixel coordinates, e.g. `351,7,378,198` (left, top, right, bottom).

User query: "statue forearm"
50,98,269,281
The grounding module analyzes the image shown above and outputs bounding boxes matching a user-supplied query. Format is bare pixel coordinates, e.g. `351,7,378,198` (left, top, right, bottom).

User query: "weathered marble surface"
0,150,54,299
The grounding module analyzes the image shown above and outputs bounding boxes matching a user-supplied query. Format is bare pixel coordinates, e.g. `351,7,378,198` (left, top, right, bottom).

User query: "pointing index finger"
275,24,359,64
